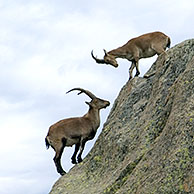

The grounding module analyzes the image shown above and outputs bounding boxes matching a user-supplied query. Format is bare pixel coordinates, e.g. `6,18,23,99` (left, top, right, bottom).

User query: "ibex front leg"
134,60,140,77
129,59,140,80
77,138,87,163
71,143,80,164
129,61,135,80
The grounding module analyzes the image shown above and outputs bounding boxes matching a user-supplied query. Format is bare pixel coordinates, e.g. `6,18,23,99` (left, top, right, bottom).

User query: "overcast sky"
0,0,194,193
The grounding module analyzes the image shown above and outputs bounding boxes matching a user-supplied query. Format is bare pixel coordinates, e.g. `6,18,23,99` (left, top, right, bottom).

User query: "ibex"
45,88,110,175
91,31,171,80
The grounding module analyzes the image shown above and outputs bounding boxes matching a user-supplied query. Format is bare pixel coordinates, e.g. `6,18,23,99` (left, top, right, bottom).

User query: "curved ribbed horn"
91,50,106,64
66,88,97,99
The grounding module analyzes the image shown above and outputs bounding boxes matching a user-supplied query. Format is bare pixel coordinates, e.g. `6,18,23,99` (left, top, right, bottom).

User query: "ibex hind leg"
53,138,66,176
152,45,166,56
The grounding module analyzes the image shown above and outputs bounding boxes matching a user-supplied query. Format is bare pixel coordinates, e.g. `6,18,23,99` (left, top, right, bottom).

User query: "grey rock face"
50,39,194,194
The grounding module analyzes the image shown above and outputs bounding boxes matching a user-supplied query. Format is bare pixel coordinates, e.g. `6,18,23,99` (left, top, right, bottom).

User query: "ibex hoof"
71,158,77,164
135,72,140,77
60,171,66,176
77,157,83,163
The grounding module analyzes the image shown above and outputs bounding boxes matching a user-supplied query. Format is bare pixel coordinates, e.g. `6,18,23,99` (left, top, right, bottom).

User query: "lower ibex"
91,31,171,80
45,88,110,175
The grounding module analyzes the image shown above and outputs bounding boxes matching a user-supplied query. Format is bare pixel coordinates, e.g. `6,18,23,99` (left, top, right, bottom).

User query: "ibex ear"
85,101,92,106
103,49,108,56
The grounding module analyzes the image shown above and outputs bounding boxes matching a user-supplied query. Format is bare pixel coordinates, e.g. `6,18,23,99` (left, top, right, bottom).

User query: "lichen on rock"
49,39,194,194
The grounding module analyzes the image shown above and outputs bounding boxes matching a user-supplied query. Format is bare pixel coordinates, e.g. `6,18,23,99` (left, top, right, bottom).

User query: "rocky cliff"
50,39,194,194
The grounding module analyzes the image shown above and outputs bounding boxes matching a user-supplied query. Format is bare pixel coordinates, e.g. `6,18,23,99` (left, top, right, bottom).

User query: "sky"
0,0,194,193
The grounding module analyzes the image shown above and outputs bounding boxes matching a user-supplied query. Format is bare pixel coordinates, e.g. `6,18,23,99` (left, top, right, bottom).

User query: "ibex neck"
85,108,100,129
108,47,127,58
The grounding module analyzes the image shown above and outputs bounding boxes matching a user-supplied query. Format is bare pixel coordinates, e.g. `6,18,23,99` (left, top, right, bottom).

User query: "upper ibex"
45,88,110,175
91,31,171,80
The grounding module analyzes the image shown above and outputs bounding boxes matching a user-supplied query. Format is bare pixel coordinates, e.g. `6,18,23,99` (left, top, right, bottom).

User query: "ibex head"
91,49,118,67
66,88,110,109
